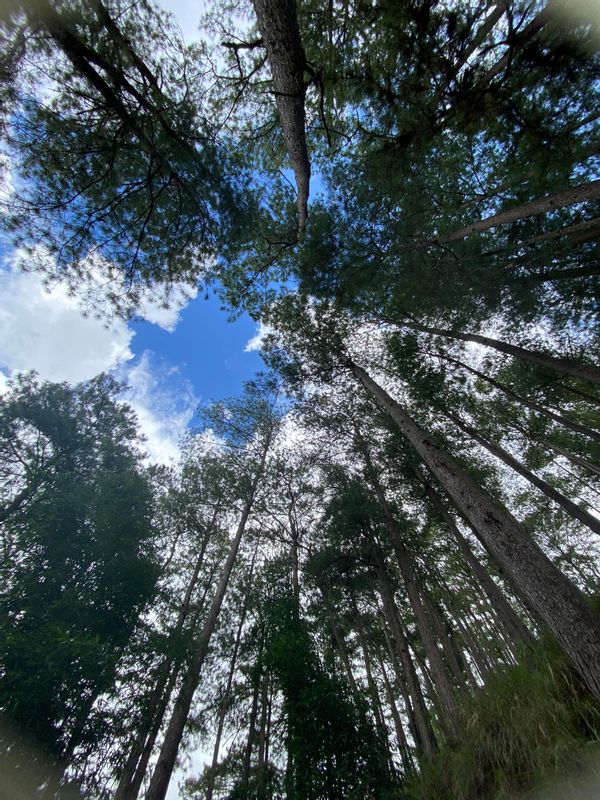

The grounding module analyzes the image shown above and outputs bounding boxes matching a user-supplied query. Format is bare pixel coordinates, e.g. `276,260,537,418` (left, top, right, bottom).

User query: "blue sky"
0,0,328,467
0,1,274,465
0,240,268,463
131,290,264,404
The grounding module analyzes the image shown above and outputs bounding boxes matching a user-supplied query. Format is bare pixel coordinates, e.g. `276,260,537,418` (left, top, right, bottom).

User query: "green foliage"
406,637,600,800
0,374,159,764
264,593,397,800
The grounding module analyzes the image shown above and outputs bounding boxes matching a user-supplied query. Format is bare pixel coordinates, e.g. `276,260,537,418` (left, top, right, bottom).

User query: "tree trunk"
144,435,271,800
422,479,534,649
351,362,600,700
437,179,600,243
115,509,220,800
379,613,425,757
375,554,437,757
400,319,600,385
446,410,600,537
206,544,259,800
359,453,458,723
376,649,415,774
252,0,310,230
436,351,600,442
354,618,394,776
242,660,262,796
320,586,360,695
540,439,600,478
121,558,222,800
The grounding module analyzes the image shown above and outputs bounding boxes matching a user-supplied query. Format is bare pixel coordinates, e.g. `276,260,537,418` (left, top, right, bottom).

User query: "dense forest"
0,0,599,798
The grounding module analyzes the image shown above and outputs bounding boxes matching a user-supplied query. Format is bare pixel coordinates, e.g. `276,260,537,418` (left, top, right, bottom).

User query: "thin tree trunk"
540,439,600,478
205,544,259,800
145,434,271,800
446,410,600,537
351,362,600,700
420,584,469,687
242,658,262,796
115,509,220,800
321,586,360,694
359,452,458,723
422,479,535,649
354,619,394,775
437,179,600,243
435,350,600,442
399,319,600,385
474,1,554,85
375,554,437,757
378,616,418,743
376,649,415,774
123,558,222,800
521,216,600,248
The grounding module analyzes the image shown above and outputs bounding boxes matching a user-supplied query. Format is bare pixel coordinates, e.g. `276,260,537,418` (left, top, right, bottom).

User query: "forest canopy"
0,1,599,799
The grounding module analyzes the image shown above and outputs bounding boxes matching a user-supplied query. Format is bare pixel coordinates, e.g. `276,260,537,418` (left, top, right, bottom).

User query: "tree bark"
400,319,600,385
375,555,437,757
437,179,600,243
351,362,600,701
375,649,415,774
115,509,219,800
252,0,310,230
205,544,259,800
541,439,600,478
436,351,600,442
357,437,459,721
422,479,534,649
320,586,360,695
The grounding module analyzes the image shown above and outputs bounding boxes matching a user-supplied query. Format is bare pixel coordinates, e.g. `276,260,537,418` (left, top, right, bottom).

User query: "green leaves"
0,373,159,762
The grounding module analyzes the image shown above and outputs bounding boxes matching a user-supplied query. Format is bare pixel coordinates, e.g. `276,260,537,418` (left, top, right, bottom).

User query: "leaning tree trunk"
437,178,600,243
206,543,259,800
446,411,600,537
357,435,460,720
115,509,220,800
252,0,311,230
422,479,535,649
370,482,459,723
541,439,600,478
375,554,438,758
378,608,430,762
376,649,416,774
399,319,600,385
436,351,600,443
144,434,271,800
351,362,600,701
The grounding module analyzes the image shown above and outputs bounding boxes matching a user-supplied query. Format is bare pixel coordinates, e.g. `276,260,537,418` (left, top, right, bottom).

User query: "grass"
405,637,600,800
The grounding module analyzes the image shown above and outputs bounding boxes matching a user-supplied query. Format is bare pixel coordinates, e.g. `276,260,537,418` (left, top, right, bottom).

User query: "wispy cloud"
120,351,198,465
244,321,272,353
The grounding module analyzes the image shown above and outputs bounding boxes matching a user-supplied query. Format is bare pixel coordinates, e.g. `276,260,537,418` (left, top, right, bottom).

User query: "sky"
0,4,268,794
0,0,268,466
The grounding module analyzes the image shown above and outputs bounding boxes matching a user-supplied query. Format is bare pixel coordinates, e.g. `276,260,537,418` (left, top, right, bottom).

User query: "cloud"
120,352,198,465
244,321,273,353
0,266,135,383
137,281,198,332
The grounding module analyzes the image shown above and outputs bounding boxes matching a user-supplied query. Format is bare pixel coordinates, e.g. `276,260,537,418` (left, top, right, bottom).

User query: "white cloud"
120,351,198,465
244,321,273,352
137,281,198,332
0,266,134,383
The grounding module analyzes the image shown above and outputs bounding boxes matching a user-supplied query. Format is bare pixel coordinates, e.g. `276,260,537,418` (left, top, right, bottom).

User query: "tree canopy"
1,1,600,799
